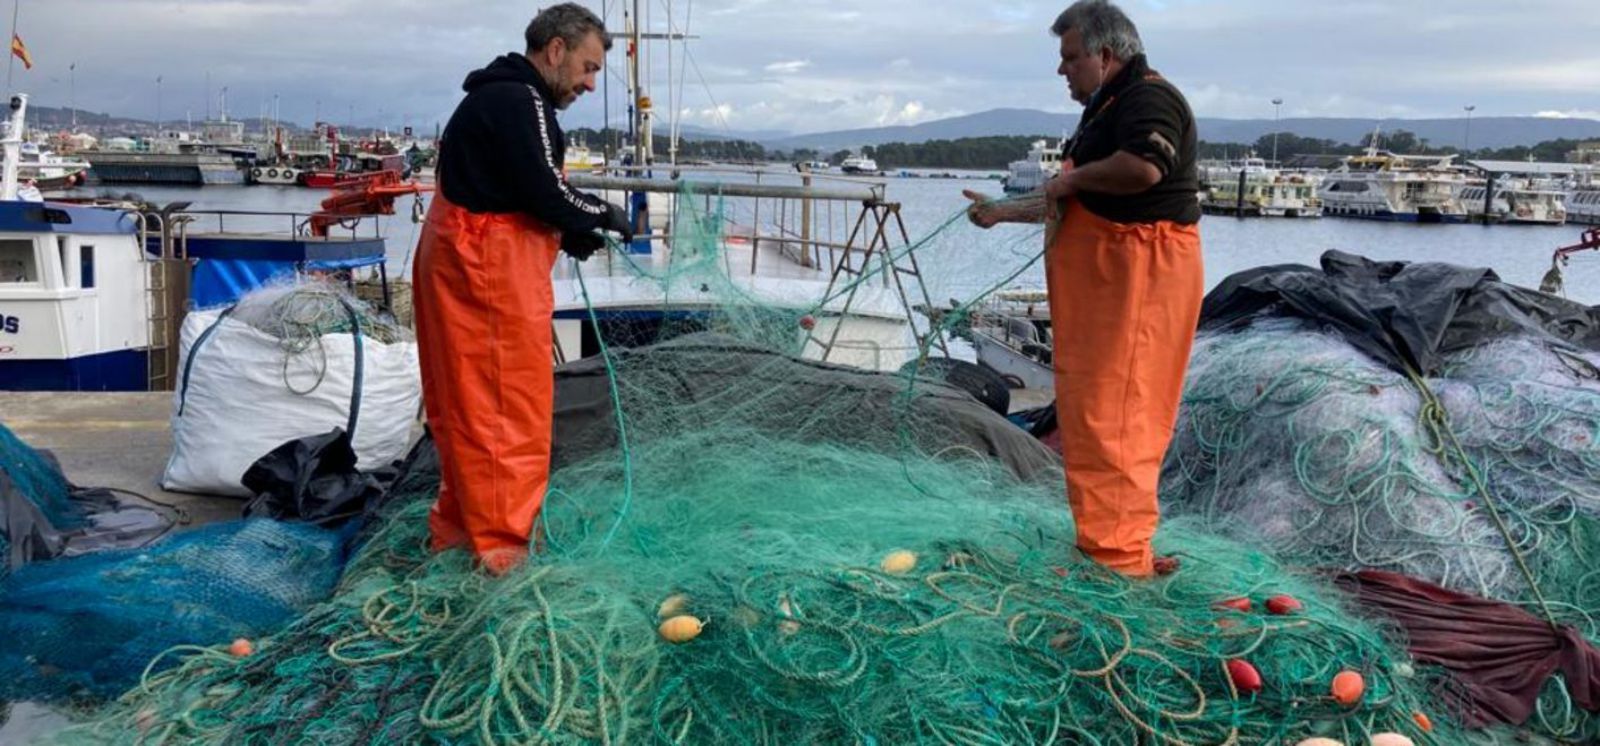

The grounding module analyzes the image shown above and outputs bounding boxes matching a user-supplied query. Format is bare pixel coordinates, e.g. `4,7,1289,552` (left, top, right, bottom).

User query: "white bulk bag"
162,302,421,497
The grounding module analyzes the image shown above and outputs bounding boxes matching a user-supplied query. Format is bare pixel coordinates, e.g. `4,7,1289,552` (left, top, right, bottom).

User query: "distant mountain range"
734,109,1600,152
29,102,1600,153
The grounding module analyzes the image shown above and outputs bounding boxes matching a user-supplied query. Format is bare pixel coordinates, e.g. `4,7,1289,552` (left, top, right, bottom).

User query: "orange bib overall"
413,194,561,571
1046,199,1203,576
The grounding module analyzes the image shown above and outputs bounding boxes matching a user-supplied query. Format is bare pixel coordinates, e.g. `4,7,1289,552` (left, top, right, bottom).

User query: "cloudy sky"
12,0,1600,136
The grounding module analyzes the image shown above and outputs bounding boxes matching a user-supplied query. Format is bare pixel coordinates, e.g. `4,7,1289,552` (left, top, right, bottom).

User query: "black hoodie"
437,53,609,233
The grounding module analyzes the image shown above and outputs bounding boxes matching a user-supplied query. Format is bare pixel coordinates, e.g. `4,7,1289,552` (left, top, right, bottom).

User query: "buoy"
229,638,254,657
1265,594,1303,615
1216,597,1253,613
659,615,705,643
658,594,689,619
1331,670,1365,706
1412,711,1433,732
1394,662,1415,679
1225,659,1263,694
1369,734,1414,746
798,314,816,331
880,550,918,575
1293,739,1345,746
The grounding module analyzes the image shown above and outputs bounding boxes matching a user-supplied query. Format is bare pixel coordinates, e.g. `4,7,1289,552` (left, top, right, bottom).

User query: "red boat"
301,152,409,188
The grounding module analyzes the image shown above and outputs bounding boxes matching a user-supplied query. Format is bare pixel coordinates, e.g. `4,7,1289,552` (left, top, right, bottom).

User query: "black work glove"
560,230,606,262
602,202,635,244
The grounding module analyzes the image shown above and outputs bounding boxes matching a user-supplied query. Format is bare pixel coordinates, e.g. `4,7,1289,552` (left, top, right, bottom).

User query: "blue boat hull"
0,349,150,392
1324,208,1466,224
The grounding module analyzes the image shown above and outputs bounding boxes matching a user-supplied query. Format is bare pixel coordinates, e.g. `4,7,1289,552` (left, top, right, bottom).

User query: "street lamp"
1271,98,1284,165
1463,105,1476,153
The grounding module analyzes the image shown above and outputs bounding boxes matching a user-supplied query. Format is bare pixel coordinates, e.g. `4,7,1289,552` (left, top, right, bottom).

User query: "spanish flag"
10,34,31,70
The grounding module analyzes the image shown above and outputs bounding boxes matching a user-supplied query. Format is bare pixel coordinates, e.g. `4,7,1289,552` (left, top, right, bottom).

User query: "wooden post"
800,171,813,268
1236,169,1247,217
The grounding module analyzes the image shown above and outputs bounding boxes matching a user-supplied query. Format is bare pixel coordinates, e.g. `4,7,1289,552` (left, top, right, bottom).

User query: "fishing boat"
0,94,400,392
19,142,89,190
547,2,938,373
964,290,1054,391
1002,139,1063,194
1200,157,1323,218
564,142,607,174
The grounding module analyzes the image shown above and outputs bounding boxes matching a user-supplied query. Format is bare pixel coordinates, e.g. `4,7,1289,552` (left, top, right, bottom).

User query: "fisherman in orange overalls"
964,0,1204,578
416,3,633,575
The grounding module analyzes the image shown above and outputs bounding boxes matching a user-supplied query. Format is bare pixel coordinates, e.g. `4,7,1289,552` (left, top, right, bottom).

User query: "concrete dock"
1,392,241,526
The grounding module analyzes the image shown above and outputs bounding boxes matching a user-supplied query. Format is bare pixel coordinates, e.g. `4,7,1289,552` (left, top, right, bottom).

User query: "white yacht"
1318,149,1467,223
1003,140,1063,194
839,153,879,175
1457,178,1567,225
1200,157,1322,218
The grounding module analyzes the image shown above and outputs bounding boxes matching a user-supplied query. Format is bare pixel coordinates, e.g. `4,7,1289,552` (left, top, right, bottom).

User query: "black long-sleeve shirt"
1064,54,1201,225
438,53,608,233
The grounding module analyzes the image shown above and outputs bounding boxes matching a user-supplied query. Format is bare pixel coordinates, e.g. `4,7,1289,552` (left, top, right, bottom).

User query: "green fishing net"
51,188,1460,745
1165,317,1600,743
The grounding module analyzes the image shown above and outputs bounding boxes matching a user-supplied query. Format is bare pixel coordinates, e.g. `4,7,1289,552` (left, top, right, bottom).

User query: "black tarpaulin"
2,451,178,573
1200,250,1600,375
548,333,1061,482
243,429,396,527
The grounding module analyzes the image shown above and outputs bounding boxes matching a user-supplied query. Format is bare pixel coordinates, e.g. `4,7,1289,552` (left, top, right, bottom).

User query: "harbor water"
108,170,1600,307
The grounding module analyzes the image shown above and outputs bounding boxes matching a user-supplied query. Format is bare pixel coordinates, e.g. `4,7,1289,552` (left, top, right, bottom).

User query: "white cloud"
13,0,1600,137
1537,110,1600,120
763,60,811,74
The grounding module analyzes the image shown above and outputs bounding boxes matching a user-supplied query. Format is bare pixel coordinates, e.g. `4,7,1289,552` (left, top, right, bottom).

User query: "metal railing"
162,209,388,241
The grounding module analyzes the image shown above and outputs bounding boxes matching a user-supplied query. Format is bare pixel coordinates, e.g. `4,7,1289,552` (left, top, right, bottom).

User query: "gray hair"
1050,0,1144,60
526,3,614,53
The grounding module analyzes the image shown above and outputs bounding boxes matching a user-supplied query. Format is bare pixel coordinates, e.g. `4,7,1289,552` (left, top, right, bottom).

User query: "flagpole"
7,0,19,90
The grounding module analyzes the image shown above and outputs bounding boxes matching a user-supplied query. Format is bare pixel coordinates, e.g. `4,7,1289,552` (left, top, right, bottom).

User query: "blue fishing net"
0,519,347,702
0,421,84,535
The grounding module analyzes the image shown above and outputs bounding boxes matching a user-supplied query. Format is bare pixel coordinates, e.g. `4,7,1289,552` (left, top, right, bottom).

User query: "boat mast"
5,0,18,90
624,0,651,252
2,94,28,200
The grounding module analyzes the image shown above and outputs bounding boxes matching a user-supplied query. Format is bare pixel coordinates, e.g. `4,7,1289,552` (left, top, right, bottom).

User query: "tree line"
565,127,1592,171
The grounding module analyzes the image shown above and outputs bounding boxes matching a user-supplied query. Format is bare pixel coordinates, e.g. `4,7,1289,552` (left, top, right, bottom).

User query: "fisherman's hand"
962,190,999,229
602,202,635,243
561,230,606,262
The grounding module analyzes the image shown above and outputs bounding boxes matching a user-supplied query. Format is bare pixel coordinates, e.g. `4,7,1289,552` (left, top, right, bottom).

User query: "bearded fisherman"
416,3,633,575
965,0,1204,578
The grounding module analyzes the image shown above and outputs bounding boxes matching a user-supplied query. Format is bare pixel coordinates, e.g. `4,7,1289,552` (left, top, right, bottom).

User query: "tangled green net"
1165,318,1600,743
58,440,1445,745
43,187,1462,745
